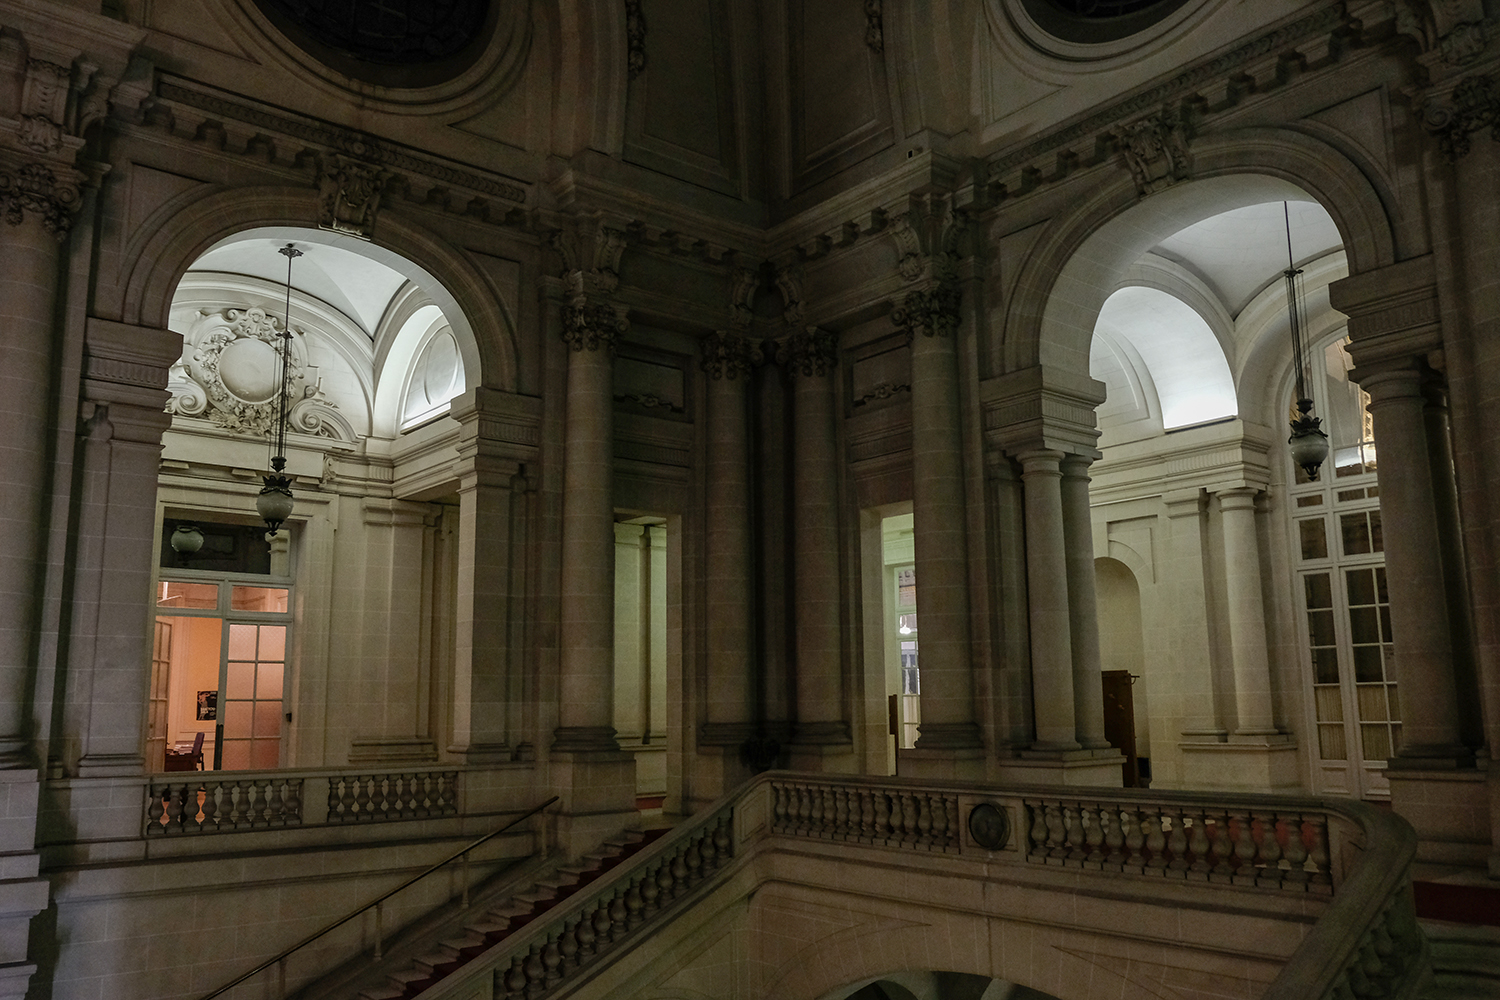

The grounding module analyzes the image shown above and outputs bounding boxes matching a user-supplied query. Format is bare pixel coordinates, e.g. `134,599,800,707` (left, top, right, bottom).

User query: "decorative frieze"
700,330,761,380
317,155,389,239
776,327,836,378
865,0,884,53
1419,73,1500,160
0,161,82,238
1110,111,1192,197
625,0,647,78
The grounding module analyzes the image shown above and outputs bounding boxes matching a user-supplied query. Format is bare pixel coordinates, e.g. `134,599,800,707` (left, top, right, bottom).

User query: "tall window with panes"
1290,337,1396,799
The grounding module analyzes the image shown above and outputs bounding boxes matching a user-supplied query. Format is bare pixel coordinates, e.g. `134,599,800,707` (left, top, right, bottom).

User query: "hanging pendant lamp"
257,243,302,534
1282,203,1329,481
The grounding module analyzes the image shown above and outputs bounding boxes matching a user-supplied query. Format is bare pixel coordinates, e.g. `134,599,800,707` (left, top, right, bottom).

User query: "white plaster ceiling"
1152,200,1342,318
1092,286,1236,430
188,236,410,338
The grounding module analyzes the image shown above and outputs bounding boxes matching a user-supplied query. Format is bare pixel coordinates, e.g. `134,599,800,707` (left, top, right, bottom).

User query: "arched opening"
149,228,482,774
1096,556,1147,786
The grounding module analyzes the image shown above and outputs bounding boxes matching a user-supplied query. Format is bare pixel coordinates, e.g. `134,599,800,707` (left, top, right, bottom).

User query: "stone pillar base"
998,748,1124,787
1387,767,1490,867
897,747,986,782
548,752,638,862
1178,741,1300,792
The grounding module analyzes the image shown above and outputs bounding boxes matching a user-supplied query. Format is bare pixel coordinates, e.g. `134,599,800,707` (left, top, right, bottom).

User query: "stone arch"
119,185,517,391
1001,127,1398,378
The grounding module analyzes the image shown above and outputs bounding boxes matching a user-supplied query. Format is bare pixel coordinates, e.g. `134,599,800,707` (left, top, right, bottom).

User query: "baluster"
874,792,892,843
670,850,689,895
341,775,358,820
1306,813,1332,893
1025,802,1047,862
1210,809,1235,880
859,791,875,842
1142,806,1168,876
219,782,239,828
1254,811,1284,888
1187,809,1212,879
1103,807,1124,868
591,900,612,948
164,784,184,834
624,880,644,929
1083,805,1105,866
713,815,732,861
285,779,303,825
1231,810,1258,884
558,920,580,971
1282,813,1310,887
542,939,562,985
575,908,597,957
1165,806,1189,877
249,781,267,827
607,892,628,942
146,787,164,834
656,857,676,904
1121,808,1146,872
684,838,703,884
200,782,219,832
930,796,949,849
504,956,528,998
1063,804,1087,864
1043,802,1067,862
523,945,546,998
810,785,827,835
355,775,371,819
903,794,921,846
639,866,661,914
916,794,934,847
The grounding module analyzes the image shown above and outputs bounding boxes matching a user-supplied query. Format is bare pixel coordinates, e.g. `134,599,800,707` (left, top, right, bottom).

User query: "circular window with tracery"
1021,0,1192,43
252,0,495,88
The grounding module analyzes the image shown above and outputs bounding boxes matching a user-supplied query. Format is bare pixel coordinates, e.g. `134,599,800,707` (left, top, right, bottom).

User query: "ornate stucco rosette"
167,306,341,438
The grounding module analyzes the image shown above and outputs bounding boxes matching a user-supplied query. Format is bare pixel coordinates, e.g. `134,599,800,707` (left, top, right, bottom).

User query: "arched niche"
1002,128,1398,380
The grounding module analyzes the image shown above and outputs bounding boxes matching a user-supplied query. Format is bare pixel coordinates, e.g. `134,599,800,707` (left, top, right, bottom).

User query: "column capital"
1059,451,1102,476
776,327,836,378
561,295,628,353
1015,449,1067,475
701,330,762,380
0,157,84,239
891,265,961,341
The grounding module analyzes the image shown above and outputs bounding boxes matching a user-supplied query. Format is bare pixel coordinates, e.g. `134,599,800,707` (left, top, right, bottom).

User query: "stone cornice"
148,76,530,217
981,366,1105,457
1328,255,1444,363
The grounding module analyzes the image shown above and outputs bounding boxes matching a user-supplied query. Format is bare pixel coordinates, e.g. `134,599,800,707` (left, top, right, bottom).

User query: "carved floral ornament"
1110,110,1192,197
317,156,390,239
891,252,962,342
700,331,762,380
776,328,837,378
1420,73,1500,161
0,162,82,239
166,306,343,439
561,297,630,353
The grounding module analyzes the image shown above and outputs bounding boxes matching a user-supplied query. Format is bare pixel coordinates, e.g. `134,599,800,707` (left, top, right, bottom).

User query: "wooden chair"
164,731,205,772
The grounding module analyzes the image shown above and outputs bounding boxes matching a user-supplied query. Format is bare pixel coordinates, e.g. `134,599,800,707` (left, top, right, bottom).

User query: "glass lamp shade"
257,475,295,534
169,524,205,554
1288,418,1330,481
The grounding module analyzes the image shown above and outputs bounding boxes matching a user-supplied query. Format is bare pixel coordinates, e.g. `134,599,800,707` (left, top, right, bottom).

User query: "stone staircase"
1420,922,1500,1000
293,827,667,1000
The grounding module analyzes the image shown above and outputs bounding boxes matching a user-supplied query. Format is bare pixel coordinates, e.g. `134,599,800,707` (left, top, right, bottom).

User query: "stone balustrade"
145,767,460,835
489,808,735,1000
418,773,1424,1000
1019,795,1334,893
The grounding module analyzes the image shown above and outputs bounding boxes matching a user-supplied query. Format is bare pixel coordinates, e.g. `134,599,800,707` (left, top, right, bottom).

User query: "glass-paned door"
147,620,173,772
1290,336,1394,799
153,579,291,772
894,568,920,748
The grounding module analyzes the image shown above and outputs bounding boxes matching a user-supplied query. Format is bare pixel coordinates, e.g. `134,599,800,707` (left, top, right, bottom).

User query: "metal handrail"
199,795,558,1000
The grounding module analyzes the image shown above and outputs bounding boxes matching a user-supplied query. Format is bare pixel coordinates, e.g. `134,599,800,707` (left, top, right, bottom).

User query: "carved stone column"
1217,488,1278,737
1358,361,1469,764
781,328,850,755
699,332,758,752
553,289,627,755
0,157,81,766
1018,450,1079,751
451,388,540,763
1060,454,1109,749
895,281,981,751
67,320,180,775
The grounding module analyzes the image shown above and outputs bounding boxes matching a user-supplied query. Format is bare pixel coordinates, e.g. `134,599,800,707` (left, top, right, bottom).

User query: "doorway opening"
614,514,670,806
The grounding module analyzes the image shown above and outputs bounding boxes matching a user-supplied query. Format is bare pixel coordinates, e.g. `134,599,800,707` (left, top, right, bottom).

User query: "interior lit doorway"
151,519,293,772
